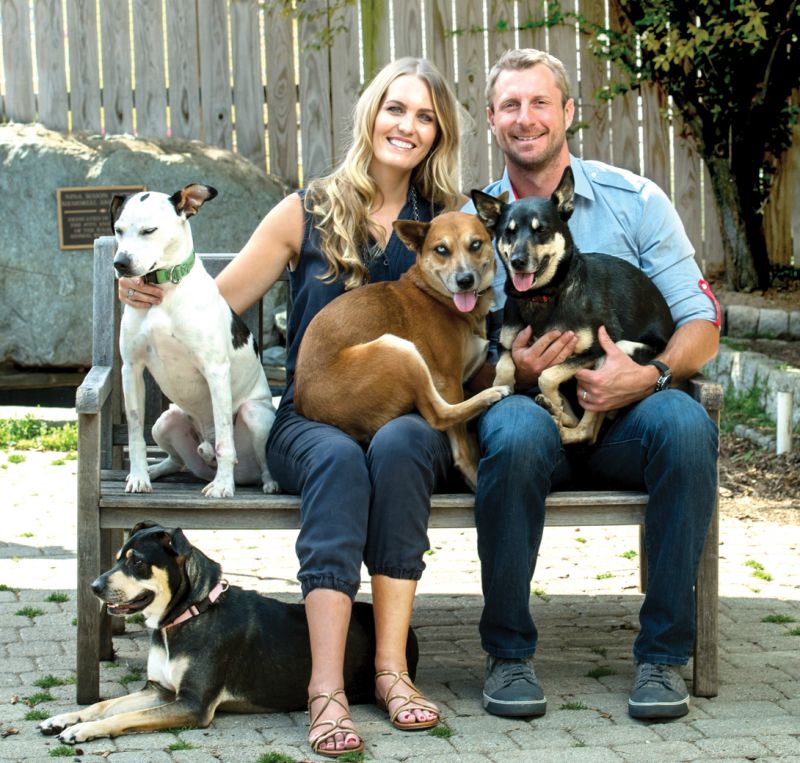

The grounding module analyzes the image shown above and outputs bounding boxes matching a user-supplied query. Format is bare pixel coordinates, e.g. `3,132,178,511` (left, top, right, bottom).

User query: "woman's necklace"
366,186,420,264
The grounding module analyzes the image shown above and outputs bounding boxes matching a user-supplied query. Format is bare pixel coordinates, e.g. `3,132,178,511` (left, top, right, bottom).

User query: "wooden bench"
75,236,723,704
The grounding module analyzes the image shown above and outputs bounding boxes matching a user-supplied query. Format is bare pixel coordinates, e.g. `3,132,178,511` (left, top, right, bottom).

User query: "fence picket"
99,0,133,136
299,2,333,182
33,0,68,131
231,0,266,167
393,0,424,59
132,0,167,138
2,0,35,122
197,0,232,149
65,0,101,132
264,4,297,185
165,1,200,140
330,1,360,167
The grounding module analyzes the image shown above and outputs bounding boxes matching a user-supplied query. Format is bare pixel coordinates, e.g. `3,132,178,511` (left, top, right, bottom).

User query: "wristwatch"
646,360,672,392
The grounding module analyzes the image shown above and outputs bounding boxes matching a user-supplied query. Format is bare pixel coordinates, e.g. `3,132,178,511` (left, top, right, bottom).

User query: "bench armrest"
686,372,724,413
76,366,113,415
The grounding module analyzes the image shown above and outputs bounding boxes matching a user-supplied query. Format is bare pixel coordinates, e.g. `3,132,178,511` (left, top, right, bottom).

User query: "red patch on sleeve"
698,279,721,327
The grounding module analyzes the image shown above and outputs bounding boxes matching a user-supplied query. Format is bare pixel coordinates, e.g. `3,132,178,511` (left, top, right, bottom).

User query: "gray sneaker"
628,662,690,719
483,656,547,717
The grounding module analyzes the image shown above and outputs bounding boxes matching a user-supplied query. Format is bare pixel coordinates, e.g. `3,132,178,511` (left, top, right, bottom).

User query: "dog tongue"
453,291,478,312
512,273,535,292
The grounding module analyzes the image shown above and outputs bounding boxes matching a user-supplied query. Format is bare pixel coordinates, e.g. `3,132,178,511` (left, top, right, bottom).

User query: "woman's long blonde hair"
305,57,462,290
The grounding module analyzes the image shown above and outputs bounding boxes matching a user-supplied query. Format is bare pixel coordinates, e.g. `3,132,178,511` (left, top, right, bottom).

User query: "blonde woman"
119,57,463,757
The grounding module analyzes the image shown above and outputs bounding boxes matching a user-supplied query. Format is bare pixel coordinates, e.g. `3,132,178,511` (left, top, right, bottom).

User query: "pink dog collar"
164,579,228,629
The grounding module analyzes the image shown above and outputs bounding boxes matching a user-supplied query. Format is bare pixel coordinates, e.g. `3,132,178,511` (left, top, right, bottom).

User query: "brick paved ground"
1,441,799,762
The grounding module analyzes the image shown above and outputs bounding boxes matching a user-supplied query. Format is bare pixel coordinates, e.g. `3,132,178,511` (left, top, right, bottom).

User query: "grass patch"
166,740,194,751
126,613,146,624
25,709,50,721
16,607,45,619
786,627,800,637
0,415,78,451
575,536,587,544
46,592,70,603
596,572,614,580
532,587,550,602
34,675,75,689
620,550,637,560
762,614,796,624
560,701,588,710
586,665,616,679
429,723,454,738
48,747,74,758
256,754,296,763
746,559,773,582
590,646,607,658
8,453,25,464
0,583,19,594
119,666,145,686
19,531,34,538
25,692,54,706
721,384,773,434
334,754,364,763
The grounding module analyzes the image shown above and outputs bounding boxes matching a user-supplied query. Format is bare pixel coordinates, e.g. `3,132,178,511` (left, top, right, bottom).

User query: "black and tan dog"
472,167,674,445
294,211,512,489
39,522,417,743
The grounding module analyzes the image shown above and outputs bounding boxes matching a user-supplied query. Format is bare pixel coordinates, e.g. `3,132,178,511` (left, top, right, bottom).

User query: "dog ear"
129,520,160,537
170,184,219,218
552,166,575,222
392,220,430,254
109,194,129,231
471,190,504,231
168,528,193,557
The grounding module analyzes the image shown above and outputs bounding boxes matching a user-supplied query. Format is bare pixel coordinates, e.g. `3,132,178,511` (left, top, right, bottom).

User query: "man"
465,49,720,721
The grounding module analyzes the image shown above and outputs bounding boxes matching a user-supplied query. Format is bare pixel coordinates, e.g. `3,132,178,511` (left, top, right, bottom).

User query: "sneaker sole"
483,693,547,718
628,697,689,720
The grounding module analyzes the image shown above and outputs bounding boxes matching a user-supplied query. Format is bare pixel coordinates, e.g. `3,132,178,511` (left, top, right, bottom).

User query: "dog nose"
90,577,105,595
455,272,475,290
113,254,132,276
510,255,528,271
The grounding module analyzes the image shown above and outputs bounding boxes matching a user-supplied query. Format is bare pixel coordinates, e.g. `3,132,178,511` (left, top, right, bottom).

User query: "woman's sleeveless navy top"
283,187,440,399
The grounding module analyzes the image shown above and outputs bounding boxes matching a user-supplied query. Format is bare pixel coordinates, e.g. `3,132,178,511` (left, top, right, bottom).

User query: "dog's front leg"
491,324,520,387
52,699,208,744
121,360,152,492
40,685,169,739
202,361,236,498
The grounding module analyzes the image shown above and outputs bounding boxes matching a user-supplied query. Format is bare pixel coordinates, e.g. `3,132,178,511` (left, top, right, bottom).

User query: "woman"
119,57,464,757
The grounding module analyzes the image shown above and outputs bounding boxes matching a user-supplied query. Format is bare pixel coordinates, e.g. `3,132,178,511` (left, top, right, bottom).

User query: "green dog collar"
144,250,196,285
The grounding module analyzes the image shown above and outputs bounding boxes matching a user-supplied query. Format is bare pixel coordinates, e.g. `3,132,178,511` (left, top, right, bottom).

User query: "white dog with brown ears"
111,183,278,498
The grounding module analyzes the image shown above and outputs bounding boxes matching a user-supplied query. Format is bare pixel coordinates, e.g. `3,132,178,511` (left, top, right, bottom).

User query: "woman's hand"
118,276,163,308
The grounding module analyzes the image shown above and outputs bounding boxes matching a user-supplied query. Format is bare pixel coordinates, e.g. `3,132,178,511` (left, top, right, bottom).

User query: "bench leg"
692,501,719,697
638,525,648,593
77,413,102,704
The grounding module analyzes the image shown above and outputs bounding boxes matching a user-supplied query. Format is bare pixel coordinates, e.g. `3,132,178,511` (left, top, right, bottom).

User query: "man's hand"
512,325,578,389
574,326,659,411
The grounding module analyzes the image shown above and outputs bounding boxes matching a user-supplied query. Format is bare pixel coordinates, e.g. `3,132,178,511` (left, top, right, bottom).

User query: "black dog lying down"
40,522,418,743
473,166,674,445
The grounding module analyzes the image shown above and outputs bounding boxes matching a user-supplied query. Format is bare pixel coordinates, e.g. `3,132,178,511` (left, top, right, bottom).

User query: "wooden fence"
3,0,795,274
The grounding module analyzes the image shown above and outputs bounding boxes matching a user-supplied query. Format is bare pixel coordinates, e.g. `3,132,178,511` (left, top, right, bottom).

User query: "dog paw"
262,479,281,494
125,474,153,493
203,479,235,498
483,384,513,404
534,393,560,418
56,723,93,744
39,715,72,736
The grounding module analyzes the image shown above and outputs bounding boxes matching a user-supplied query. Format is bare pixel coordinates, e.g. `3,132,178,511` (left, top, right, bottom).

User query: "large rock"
0,123,289,368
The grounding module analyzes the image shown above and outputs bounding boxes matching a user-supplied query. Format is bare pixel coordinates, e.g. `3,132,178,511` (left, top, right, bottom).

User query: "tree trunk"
704,155,767,292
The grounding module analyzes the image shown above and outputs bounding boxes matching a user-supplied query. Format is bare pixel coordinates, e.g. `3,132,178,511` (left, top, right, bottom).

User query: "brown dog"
294,211,511,488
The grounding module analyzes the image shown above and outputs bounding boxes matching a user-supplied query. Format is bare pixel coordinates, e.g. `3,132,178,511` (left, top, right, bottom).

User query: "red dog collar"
164,580,228,629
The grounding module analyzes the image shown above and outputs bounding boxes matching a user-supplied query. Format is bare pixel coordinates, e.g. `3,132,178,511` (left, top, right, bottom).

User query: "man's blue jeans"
475,390,718,666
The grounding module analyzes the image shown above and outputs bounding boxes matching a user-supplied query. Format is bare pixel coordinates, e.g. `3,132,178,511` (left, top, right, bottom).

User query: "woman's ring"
127,288,135,299
582,389,587,401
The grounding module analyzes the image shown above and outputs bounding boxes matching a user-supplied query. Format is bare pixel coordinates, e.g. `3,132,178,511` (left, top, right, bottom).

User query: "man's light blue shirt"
462,155,719,328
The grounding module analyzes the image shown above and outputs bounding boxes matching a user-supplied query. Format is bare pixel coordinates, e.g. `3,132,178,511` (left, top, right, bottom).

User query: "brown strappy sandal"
375,669,440,730
307,689,365,758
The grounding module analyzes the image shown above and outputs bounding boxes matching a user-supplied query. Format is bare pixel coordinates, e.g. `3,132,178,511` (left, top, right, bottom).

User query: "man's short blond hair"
486,49,572,109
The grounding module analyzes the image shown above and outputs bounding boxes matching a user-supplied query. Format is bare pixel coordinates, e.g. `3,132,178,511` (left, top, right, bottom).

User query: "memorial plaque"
57,185,146,250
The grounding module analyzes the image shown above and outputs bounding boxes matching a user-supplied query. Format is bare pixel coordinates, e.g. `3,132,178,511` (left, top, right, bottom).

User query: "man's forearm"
658,320,720,381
